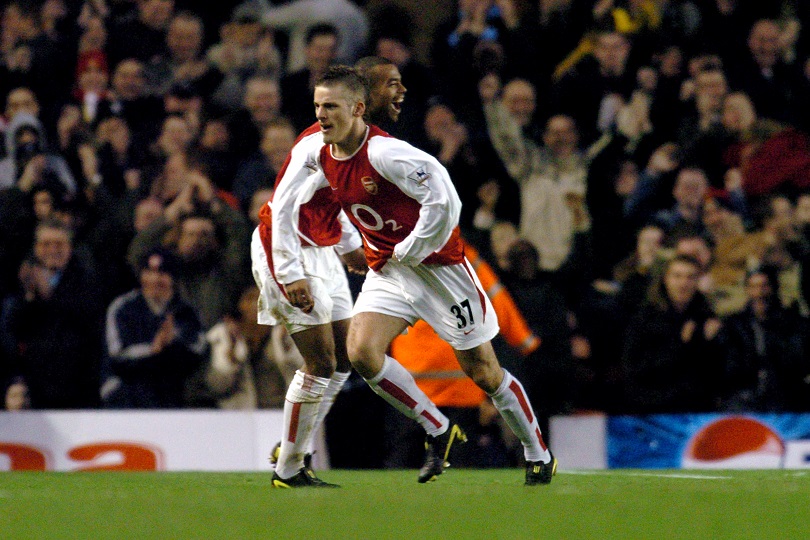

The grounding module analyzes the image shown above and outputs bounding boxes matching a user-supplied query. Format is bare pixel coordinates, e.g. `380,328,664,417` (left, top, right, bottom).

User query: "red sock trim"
535,427,547,451
288,402,301,443
420,410,442,429
508,380,534,424
378,378,417,409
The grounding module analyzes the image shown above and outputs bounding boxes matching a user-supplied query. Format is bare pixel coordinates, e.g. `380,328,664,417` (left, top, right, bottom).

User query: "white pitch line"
560,470,731,480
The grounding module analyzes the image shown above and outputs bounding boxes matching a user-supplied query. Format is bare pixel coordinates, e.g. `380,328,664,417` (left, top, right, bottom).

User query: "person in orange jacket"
384,239,541,468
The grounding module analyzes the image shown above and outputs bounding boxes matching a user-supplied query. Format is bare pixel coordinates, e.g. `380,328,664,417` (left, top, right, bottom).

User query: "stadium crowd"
2,0,810,465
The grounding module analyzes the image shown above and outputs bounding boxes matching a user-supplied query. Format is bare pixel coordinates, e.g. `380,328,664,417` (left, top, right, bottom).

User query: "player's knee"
300,342,337,377
346,338,382,372
460,355,502,394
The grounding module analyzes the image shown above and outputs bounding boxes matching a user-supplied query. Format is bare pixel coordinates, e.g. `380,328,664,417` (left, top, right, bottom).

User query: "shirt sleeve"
270,137,324,284
368,137,462,266
335,210,362,255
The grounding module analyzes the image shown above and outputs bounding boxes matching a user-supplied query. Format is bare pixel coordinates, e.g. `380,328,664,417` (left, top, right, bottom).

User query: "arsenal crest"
361,176,378,195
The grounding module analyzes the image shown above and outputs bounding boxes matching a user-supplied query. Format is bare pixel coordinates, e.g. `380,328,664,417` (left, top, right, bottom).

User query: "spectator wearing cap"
101,246,208,408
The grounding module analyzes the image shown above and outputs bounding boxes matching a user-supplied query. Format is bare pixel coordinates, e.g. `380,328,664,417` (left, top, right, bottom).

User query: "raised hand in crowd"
478,72,501,105
151,314,178,355
19,259,56,301
645,143,679,176
16,155,47,193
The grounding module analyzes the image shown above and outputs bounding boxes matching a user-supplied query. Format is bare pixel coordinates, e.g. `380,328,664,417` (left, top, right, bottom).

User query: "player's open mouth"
391,100,403,112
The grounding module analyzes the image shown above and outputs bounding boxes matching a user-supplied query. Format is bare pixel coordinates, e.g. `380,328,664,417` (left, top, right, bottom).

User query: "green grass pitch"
2,469,809,539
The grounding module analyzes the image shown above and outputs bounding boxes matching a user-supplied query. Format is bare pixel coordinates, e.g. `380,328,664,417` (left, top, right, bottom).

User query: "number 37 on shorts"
450,298,475,330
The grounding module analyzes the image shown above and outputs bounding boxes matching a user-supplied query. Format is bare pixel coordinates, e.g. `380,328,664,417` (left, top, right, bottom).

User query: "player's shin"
276,370,330,479
363,355,448,437
308,370,351,453
488,370,551,463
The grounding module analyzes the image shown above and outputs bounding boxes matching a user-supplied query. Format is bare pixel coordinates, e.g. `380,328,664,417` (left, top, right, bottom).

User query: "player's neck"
332,123,368,158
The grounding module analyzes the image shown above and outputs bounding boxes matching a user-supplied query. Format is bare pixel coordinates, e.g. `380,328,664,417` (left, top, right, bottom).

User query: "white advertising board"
0,410,287,472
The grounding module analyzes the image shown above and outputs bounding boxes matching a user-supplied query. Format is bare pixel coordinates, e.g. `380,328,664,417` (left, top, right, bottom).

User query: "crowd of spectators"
1,0,810,441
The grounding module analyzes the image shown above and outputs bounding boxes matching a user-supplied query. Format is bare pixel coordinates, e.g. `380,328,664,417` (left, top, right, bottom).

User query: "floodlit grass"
1,469,809,539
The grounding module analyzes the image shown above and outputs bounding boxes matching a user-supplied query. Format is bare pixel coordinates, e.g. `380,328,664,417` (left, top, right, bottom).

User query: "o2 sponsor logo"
0,442,163,471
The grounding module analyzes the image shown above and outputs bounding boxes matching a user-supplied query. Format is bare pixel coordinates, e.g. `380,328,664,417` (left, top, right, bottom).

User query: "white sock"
308,370,351,453
276,370,330,479
489,370,551,463
364,355,448,437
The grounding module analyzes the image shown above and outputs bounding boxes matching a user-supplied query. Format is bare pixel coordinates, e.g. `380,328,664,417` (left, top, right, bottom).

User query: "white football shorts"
250,228,353,334
352,258,499,350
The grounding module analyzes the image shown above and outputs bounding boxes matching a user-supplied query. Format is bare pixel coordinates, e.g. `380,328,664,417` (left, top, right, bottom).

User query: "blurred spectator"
196,116,238,193
550,29,636,145
1,87,42,155
4,376,31,411
1,0,72,111
72,50,110,126
128,169,251,328
500,238,578,418
725,19,803,125
208,14,281,112
630,166,710,243
620,254,724,413
144,11,224,99
368,4,435,143
724,116,810,199
613,224,666,326
96,59,165,147
107,0,174,66
101,246,207,408
755,195,810,316
701,195,762,314
718,266,810,412
226,75,281,160
205,286,286,409
247,186,273,226
142,114,195,186
232,117,294,210
239,0,368,72
695,0,771,66
423,99,516,242
431,0,525,120
0,219,105,408
94,115,146,197
280,23,338,133
674,63,731,183
484,88,588,272
0,112,76,195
